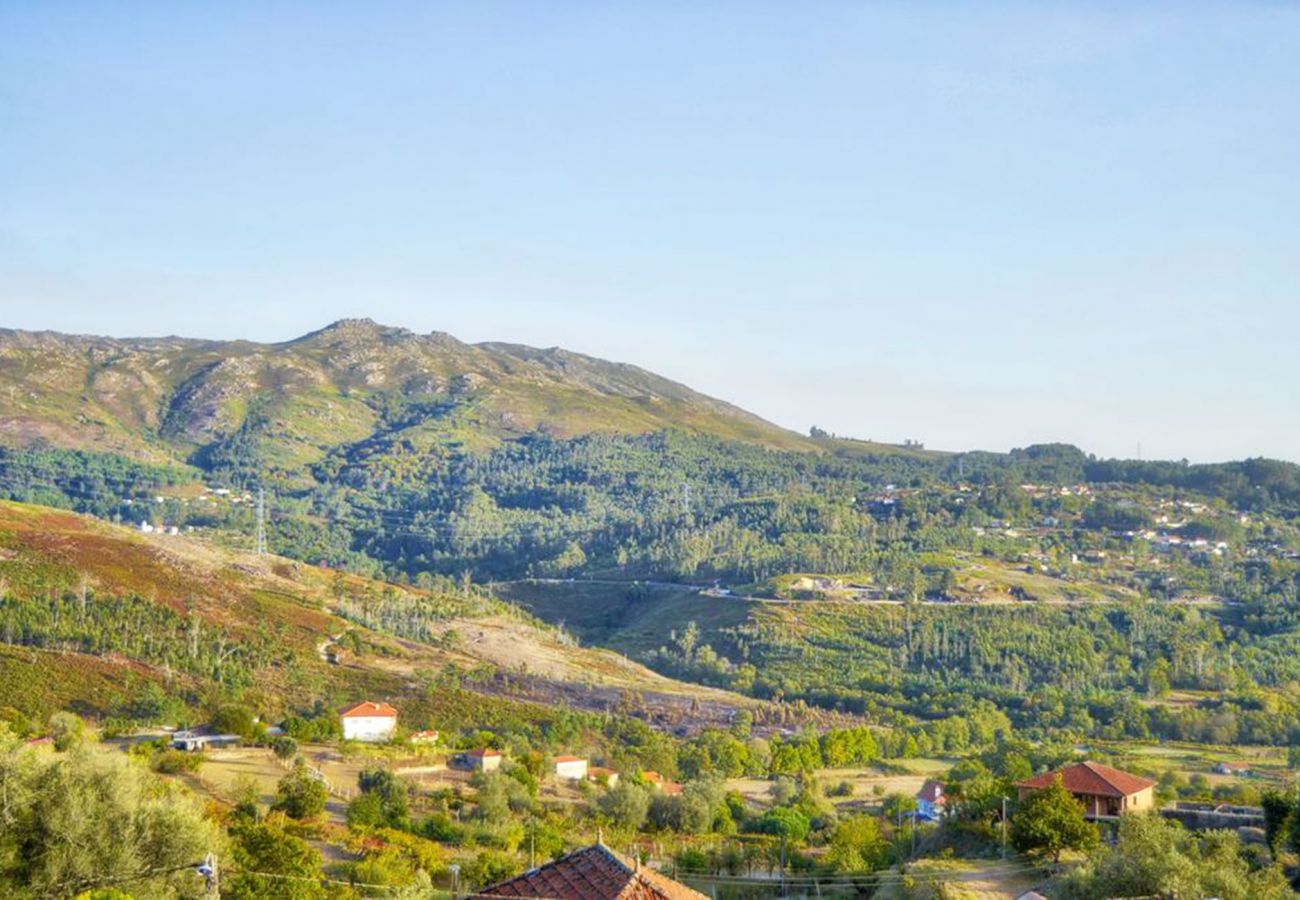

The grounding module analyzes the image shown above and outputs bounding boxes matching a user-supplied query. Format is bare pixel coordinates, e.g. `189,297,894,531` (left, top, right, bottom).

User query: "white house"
553,756,588,781
916,779,946,821
340,701,398,743
466,748,503,772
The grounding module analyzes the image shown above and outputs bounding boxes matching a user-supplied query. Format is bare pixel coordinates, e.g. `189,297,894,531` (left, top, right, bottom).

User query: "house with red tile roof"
1016,761,1156,819
339,701,398,743
466,748,503,772
471,843,706,899
915,779,946,821
1214,761,1251,775
588,766,620,788
642,770,683,796
553,755,589,780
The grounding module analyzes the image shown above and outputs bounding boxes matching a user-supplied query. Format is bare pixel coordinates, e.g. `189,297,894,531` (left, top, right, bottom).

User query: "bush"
272,735,299,760
272,765,329,820
151,748,203,774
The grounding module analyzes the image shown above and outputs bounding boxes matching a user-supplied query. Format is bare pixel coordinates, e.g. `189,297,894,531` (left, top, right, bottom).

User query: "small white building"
553,756,589,781
340,701,398,743
466,748,503,772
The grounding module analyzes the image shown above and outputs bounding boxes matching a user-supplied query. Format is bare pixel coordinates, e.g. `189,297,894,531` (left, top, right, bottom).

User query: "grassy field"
727,759,956,812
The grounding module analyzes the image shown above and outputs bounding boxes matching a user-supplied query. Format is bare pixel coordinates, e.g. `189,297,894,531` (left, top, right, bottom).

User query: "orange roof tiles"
340,701,398,718
472,844,706,900
916,779,945,802
1016,761,1156,798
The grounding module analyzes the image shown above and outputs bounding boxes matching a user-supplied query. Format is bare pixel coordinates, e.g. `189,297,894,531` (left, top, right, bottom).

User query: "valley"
1,324,1299,898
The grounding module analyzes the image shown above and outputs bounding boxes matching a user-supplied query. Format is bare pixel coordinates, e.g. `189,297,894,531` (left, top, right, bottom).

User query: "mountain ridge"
0,320,813,466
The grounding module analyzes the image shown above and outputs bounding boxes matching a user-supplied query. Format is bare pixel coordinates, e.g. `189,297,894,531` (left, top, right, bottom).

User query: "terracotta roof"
916,779,945,802
469,748,501,757
340,701,398,719
1016,761,1156,798
472,844,706,900
554,755,585,763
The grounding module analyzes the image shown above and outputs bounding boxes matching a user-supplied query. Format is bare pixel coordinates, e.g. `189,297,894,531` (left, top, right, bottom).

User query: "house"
1016,761,1156,819
471,843,706,899
409,730,439,744
553,755,589,781
643,771,683,795
588,766,620,787
915,779,946,821
466,748,503,772
340,701,398,743
1215,761,1251,776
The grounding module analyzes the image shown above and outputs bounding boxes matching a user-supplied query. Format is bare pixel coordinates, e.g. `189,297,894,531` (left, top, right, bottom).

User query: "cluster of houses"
339,702,637,786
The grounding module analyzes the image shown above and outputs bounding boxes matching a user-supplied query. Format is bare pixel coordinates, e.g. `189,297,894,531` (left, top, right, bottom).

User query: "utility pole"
255,486,267,556
779,835,787,898
1001,796,1008,859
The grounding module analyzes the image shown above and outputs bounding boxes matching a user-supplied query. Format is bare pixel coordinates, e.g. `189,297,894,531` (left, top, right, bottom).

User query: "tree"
349,768,409,829
824,815,888,873
1010,777,1098,863
598,782,651,831
1056,814,1292,900
1260,789,1292,851
48,712,87,752
750,807,811,844
271,736,298,761
271,765,328,820
0,734,221,897
226,821,325,899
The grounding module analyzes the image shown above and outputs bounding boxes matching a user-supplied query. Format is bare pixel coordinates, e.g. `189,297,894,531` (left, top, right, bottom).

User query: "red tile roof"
469,748,501,757
472,844,706,899
340,701,398,719
1016,761,1156,798
554,755,585,763
916,779,945,802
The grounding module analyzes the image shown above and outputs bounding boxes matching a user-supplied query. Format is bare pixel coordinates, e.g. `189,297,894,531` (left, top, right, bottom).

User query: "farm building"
1215,761,1251,775
340,701,398,743
588,766,620,787
643,771,683,795
410,730,439,744
171,731,242,752
553,756,589,780
1016,761,1156,819
466,748,503,772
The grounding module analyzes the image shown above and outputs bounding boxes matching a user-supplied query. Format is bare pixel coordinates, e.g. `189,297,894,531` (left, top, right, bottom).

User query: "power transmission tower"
255,487,267,556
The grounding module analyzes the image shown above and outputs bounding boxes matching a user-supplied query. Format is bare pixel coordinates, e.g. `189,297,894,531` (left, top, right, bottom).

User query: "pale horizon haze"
2,3,1297,463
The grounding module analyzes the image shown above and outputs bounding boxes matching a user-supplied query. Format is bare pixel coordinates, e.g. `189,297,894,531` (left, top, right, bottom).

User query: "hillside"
0,320,809,467
0,498,758,734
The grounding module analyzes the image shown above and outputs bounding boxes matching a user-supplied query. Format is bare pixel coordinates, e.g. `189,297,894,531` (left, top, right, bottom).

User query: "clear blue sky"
2,3,1297,462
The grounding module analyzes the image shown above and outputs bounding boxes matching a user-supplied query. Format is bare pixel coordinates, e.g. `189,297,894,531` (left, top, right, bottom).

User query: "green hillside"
0,320,809,467
0,498,757,735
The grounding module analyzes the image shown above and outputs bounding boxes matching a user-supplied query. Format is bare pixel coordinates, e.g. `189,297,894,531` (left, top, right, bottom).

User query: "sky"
1,3,1297,463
